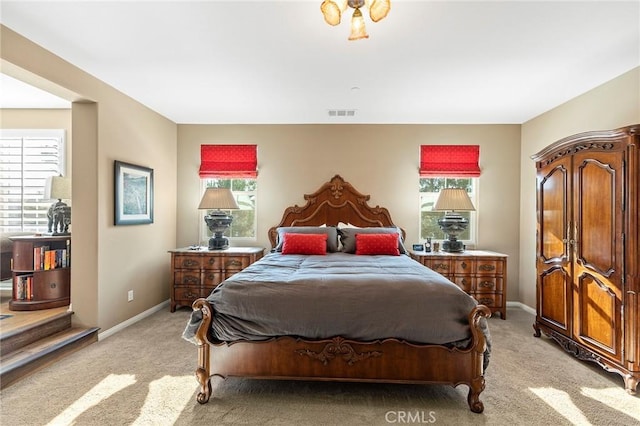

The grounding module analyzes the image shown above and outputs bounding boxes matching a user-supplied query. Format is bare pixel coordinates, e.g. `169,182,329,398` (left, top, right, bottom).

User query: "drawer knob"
50,282,57,289
477,297,494,306
479,264,495,272
183,259,198,267
226,259,242,268
461,261,468,270
434,263,449,270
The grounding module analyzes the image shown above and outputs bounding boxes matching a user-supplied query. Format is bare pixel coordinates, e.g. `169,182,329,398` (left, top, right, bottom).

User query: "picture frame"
114,160,154,225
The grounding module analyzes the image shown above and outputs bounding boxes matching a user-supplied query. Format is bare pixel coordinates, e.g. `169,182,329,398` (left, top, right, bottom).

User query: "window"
419,178,478,244
200,178,257,241
0,130,66,233
199,144,258,243
418,145,480,246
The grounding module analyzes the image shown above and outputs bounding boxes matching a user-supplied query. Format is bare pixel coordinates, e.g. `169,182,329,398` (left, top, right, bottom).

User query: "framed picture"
114,160,154,225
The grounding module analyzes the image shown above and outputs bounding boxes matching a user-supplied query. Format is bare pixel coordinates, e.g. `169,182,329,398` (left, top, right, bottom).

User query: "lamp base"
208,235,229,250
204,211,233,250
442,239,465,253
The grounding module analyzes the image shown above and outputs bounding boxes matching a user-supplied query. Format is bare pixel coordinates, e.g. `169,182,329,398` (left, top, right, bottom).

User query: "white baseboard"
506,301,536,315
98,299,170,341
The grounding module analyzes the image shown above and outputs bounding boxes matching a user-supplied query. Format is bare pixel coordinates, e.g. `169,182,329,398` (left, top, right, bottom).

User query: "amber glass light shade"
369,0,391,22
321,0,342,26
348,8,369,40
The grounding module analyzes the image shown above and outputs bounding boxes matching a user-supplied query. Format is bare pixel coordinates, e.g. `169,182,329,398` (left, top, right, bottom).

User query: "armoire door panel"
574,154,622,279
539,162,570,263
539,266,571,333
574,273,622,360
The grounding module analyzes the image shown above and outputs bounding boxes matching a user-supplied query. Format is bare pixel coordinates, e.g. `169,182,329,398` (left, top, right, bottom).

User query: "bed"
184,175,492,413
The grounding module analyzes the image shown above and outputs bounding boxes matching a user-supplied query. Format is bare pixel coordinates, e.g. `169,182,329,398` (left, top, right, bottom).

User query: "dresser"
168,246,264,312
410,250,507,319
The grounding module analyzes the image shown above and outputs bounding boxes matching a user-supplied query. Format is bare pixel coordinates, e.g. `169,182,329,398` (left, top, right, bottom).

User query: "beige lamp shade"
44,176,71,200
198,188,239,210
433,188,475,212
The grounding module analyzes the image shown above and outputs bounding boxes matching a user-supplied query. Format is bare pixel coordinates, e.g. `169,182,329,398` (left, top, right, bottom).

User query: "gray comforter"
184,252,491,360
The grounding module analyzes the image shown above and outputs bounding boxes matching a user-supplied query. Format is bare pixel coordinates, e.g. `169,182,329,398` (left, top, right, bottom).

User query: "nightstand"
168,246,264,312
411,249,507,319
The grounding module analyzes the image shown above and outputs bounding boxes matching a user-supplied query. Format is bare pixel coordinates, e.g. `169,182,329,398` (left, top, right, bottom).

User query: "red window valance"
419,145,480,177
199,144,257,178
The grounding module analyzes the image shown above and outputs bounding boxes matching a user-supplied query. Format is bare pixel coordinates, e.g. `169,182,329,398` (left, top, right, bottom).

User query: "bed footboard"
190,298,491,413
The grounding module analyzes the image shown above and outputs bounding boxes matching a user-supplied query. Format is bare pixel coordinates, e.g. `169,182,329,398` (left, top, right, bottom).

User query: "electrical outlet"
128,290,134,302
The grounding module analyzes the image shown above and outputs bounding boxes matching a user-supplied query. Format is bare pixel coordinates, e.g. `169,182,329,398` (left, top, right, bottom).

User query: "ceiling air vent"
328,109,356,117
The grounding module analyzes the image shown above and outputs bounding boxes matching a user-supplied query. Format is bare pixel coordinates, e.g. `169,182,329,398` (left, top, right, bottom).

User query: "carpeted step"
0,325,99,389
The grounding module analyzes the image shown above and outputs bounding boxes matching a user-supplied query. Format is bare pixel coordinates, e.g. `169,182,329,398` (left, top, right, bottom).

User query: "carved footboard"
191,298,491,413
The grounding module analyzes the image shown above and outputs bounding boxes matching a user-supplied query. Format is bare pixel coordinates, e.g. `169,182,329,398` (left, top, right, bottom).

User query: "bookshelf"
8,235,71,311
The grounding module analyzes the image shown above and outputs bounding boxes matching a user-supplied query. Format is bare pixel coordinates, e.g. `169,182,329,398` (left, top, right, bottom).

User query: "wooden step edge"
0,310,74,341
0,326,99,389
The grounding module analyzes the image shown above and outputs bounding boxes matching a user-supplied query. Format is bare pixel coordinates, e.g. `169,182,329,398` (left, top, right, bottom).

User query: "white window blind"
0,130,66,232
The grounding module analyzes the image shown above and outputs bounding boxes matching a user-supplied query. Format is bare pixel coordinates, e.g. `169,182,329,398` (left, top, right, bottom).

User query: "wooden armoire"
532,124,639,394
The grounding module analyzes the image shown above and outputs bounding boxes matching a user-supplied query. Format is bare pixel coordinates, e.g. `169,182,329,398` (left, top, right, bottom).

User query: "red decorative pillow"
355,233,400,256
281,233,328,255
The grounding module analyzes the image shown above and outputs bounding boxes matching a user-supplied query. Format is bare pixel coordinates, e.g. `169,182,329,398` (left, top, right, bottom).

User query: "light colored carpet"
1,307,638,425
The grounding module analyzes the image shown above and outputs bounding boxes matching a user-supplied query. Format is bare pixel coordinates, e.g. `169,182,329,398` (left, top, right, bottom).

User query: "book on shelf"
33,246,68,270
14,274,34,300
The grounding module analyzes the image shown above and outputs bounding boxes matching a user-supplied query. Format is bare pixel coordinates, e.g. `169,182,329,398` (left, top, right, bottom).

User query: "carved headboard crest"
268,175,403,248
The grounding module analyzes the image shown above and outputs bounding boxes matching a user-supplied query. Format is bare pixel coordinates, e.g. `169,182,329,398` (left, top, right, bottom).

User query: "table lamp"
198,188,239,250
433,188,475,253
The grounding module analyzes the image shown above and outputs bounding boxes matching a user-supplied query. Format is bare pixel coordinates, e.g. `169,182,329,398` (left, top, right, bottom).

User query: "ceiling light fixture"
321,0,391,40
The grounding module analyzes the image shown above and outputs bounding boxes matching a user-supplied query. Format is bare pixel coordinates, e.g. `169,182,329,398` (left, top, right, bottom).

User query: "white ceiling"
0,1,638,124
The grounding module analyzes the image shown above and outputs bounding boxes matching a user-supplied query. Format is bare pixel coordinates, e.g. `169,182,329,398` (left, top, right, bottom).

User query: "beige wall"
1,25,178,332
519,67,640,308
177,124,522,301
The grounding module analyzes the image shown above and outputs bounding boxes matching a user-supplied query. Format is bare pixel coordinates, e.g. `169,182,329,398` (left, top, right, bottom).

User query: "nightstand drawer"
452,276,473,293
453,259,474,274
203,270,223,286
174,271,201,286
174,255,202,270
473,293,503,308
475,277,503,293
174,286,201,301
475,259,503,275
222,256,250,270
425,259,452,274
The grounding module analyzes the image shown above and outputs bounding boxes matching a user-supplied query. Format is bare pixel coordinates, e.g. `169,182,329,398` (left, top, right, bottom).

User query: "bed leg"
195,342,211,404
195,366,212,404
467,376,485,413
192,299,214,404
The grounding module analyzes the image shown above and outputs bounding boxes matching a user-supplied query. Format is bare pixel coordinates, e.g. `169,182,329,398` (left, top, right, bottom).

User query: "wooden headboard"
268,175,405,247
